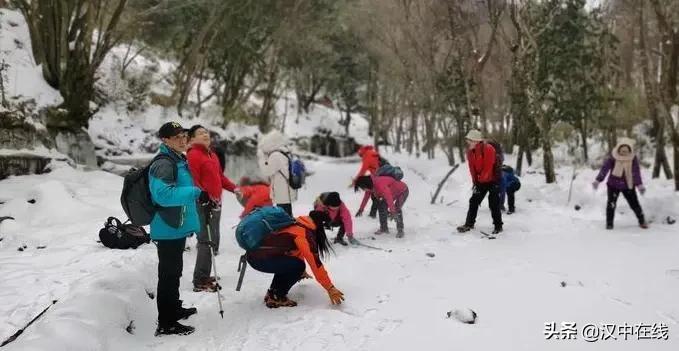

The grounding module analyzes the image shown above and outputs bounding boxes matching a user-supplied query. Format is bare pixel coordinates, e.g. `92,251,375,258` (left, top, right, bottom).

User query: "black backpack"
120,154,176,226
98,217,150,249
485,141,504,182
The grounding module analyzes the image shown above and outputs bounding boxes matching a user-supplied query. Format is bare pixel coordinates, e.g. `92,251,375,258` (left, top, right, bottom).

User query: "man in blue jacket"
150,122,206,336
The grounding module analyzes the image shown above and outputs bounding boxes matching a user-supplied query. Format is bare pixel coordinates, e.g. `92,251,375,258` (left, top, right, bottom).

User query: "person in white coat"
257,131,298,216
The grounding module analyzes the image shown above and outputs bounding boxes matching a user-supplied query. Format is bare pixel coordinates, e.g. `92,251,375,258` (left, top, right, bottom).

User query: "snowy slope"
0,9,62,109
1,149,678,351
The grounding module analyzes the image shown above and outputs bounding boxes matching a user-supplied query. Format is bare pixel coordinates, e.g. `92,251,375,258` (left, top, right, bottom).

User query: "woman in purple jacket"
593,138,648,230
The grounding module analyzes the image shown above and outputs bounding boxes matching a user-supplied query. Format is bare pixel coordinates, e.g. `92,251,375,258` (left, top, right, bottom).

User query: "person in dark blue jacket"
499,165,521,214
149,122,206,336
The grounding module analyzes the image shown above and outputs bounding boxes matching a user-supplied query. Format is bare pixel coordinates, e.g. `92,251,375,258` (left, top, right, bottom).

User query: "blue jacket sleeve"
499,173,507,205
149,159,201,207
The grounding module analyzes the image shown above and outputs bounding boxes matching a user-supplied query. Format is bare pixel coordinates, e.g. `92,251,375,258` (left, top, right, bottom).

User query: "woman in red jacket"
186,125,237,292
247,211,345,308
456,129,503,235
353,145,382,218
355,175,409,238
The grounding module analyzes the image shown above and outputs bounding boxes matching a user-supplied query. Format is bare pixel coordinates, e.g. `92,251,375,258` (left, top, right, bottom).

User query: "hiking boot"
507,209,515,215
155,322,195,336
395,230,404,238
639,222,649,229
177,307,197,320
264,290,297,308
456,225,474,233
374,229,389,235
606,224,613,230
193,278,218,292
333,236,348,246
348,237,360,245
492,226,503,235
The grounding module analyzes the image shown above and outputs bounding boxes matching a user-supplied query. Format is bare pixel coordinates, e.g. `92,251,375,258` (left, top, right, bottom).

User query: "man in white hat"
457,129,503,234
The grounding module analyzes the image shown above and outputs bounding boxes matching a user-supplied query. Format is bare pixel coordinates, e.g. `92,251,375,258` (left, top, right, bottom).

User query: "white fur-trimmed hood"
258,131,290,154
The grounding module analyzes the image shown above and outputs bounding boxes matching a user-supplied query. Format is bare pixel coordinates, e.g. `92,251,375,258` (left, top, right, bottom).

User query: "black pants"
377,189,409,232
331,220,346,239
277,203,292,217
606,188,645,226
247,256,305,296
465,183,503,228
369,194,378,217
506,182,521,212
156,237,186,327
193,205,220,285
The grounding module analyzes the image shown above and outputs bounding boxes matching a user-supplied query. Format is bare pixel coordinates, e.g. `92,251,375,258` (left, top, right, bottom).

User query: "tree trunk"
579,123,588,163
456,116,466,162
542,131,556,183
675,143,679,191
652,119,674,179
344,109,352,136
395,114,404,153
445,139,456,166
407,104,417,155
257,59,279,133
516,145,524,176
526,147,533,166
640,1,675,181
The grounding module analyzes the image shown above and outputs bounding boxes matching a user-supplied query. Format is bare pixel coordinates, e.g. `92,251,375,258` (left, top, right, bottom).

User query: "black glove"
355,210,363,218
199,191,211,205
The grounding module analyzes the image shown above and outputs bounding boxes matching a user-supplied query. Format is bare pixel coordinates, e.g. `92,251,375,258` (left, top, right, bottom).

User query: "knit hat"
465,129,483,142
322,192,342,207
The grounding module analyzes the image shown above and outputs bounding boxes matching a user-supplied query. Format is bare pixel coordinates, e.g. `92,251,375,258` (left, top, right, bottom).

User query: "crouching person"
355,175,409,238
314,192,358,246
150,122,203,336
246,211,345,308
236,176,273,218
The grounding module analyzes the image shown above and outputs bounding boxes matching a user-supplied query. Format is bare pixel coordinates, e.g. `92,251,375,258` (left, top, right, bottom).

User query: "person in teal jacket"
149,122,205,337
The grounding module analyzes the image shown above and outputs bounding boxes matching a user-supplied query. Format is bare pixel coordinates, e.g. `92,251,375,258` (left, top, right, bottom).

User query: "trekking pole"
205,207,224,319
1,300,57,347
236,254,247,291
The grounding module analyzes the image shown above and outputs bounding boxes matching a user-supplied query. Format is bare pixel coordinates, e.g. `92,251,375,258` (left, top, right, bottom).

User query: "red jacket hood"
358,145,375,156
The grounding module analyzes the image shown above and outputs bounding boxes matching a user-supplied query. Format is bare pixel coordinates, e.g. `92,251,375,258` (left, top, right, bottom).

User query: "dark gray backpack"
120,154,176,226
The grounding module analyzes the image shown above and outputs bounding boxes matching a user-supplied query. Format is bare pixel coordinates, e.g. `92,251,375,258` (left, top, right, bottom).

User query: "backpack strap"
106,217,123,229
151,153,178,183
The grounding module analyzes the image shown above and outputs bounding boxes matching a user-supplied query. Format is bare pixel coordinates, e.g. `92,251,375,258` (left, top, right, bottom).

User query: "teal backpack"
235,206,296,251
377,164,404,181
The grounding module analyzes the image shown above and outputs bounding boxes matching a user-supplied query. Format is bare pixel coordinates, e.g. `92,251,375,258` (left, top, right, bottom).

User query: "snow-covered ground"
1,149,678,351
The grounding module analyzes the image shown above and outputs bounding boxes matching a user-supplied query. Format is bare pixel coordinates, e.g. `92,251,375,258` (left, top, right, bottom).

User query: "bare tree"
14,0,129,129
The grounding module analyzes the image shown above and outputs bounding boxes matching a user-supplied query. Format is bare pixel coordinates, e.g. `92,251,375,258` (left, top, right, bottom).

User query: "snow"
1,147,678,350
276,92,372,145
0,146,67,159
0,9,63,108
